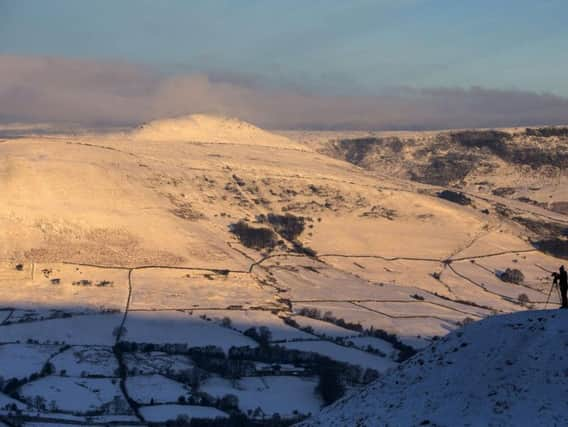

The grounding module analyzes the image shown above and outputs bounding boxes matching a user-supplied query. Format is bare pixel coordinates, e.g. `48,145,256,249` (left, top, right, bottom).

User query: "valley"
0,116,566,426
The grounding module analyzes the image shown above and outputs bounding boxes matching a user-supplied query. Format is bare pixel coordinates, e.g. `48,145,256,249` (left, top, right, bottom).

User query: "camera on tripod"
552,272,560,285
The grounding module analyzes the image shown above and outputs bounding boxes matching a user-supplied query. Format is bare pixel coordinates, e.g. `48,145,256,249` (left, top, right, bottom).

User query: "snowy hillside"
298,309,568,427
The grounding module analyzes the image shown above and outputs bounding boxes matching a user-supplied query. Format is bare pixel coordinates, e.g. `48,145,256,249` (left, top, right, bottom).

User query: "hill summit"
133,114,307,149
298,309,568,427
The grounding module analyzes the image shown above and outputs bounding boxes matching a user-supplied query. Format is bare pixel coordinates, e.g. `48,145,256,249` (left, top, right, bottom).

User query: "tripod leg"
545,282,555,308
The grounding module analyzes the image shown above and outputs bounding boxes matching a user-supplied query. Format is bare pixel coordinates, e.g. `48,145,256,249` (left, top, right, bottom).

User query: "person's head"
561,265,565,273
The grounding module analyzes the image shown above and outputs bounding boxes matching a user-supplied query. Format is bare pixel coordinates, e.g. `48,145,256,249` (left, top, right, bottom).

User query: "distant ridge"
132,114,309,150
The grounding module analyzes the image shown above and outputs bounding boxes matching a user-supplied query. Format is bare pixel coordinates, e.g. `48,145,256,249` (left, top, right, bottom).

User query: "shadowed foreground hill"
297,310,568,427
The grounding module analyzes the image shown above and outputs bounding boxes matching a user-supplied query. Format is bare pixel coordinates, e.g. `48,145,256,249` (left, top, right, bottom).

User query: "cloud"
1,55,568,130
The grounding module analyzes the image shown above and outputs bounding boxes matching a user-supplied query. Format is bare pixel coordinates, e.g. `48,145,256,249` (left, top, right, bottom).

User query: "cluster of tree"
1,361,55,399
229,221,278,249
115,339,378,414
256,213,306,241
158,412,302,427
316,365,345,405
243,326,272,348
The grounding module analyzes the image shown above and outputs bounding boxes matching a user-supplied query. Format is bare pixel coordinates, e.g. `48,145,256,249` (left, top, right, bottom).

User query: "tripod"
545,278,561,308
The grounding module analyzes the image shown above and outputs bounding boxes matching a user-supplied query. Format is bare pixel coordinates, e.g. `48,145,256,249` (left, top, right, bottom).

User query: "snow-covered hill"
298,309,568,427
133,114,308,149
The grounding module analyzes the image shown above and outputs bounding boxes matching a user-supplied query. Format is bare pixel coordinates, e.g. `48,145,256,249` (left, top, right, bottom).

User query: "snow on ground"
0,344,61,380
0,392,27,410
0,263,129,312
267,260,420,301
0,309,11,323
345,337,396,358
124,352,194,376
50,346,118,377
139,404,228,422
0,313,122,345
321,257,450,297
298,310,568,427
134,114,307,150
130,269,277,310
124,311,257,351
293,302,447,348
418,292,496,318
202,376,322,417
450,261,548,303
440,268,522,313
195,309,314,341
19,377,125,413
126,374,191,404
290,315,360,339
355,301,468,321
283,340,395,372
470,251,561,294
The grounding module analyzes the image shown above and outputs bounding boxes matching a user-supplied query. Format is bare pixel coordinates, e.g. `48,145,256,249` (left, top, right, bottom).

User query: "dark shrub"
317,365,345,405
411,152,478,186
499,268,524,284
258,213,305,241
450,130,510,155
525,127,568,138
229,221,277,249
335,138,380,165
437,190,472,206
292,241,318,257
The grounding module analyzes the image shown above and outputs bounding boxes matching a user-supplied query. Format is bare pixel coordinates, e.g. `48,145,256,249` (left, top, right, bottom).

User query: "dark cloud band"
1,55,567,130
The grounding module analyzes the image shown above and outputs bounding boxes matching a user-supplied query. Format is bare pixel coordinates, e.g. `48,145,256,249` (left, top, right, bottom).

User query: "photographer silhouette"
553,266,568,308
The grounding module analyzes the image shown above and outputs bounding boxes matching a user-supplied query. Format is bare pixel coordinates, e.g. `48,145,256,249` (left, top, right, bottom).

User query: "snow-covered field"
50,346,118,377
124,311,257,351
19,377,125,413
124,351,194,376
126,374,191,404
283,340,395,372
202,376,322,417
0,392,26,410
130,268,277,310
290,315,360,339
0,313,122,345
0,344,60,380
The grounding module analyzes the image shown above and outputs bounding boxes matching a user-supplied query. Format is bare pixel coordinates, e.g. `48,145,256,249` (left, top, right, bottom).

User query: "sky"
1,0,567,129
